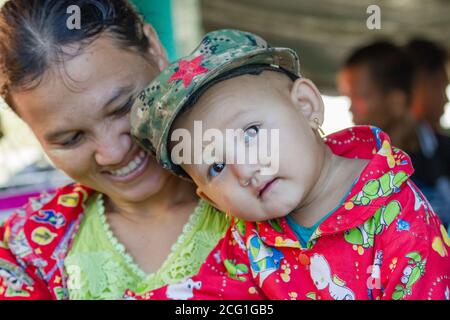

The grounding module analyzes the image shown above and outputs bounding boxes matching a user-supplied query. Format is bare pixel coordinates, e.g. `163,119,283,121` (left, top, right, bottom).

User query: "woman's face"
10,33,172,203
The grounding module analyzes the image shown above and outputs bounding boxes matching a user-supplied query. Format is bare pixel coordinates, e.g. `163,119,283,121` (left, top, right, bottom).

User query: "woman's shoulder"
1,183,95,254
191,200,231,235
164,200,231,256
3,183,95,252
3,183,94,227
0,183,96,299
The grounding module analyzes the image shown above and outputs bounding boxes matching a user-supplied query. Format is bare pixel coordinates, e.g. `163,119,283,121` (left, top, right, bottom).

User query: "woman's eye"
114,98,133,117
244,125,259,144
61,132,83,147
208,162,225,178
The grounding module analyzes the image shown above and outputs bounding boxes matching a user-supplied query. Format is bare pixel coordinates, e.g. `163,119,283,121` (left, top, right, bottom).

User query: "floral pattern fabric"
0,185,230,299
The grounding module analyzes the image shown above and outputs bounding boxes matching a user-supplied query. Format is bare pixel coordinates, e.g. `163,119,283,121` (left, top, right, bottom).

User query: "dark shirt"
409,123,450,226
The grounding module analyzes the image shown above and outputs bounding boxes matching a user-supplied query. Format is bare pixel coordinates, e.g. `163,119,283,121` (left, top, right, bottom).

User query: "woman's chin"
121,168,170,201
92,157,171,203
106,176,167,203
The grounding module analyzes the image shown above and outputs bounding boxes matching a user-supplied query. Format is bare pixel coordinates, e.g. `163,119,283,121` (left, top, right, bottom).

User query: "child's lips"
258,178,279,199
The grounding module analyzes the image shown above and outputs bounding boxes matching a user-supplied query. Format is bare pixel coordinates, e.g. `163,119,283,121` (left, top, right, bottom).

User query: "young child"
125,30,450,300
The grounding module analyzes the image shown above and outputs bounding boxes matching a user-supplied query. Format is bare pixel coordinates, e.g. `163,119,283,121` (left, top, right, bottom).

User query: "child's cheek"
217,187,244,214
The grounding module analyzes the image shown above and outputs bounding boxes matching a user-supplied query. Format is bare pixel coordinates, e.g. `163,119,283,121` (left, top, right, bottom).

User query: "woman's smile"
102,147,150,183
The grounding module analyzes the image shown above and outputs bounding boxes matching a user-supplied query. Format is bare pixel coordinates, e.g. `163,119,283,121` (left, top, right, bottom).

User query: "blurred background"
1,0,449,221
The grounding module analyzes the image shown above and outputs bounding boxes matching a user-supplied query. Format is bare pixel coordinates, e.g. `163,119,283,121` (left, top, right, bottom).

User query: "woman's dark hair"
0,0,149,110
343,41,414,100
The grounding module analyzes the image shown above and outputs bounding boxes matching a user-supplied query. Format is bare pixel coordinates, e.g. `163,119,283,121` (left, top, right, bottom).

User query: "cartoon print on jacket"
224,259,249,281
392,252,426,300
309,254,356,300
166,278,202,300
344,200,401,248
348,171,408,207
247,234,284,286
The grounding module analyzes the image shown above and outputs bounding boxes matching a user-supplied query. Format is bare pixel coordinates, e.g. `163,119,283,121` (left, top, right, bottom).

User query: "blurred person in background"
338,40,450,227
338,41,418,151
405,38,450,232
406,38,450,135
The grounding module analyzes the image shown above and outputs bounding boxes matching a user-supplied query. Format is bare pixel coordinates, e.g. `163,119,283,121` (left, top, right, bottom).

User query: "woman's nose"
95,133,132,167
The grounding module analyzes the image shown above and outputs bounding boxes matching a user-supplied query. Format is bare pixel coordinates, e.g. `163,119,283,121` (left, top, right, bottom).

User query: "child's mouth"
258,178,279,199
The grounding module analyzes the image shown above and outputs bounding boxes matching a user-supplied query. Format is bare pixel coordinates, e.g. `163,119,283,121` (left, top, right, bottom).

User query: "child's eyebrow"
223,110,253,128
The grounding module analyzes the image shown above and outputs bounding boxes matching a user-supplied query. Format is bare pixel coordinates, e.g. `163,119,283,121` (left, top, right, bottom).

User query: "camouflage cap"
130,29,300,177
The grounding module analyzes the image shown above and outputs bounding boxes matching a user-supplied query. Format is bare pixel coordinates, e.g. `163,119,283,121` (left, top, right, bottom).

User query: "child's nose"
230,163,259,187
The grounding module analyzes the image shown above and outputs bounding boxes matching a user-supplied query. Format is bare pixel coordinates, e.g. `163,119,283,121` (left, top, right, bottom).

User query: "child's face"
172,71,325,221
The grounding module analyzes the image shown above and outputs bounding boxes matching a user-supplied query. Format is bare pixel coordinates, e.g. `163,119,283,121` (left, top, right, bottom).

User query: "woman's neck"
104,176,198,223
291,145,369,227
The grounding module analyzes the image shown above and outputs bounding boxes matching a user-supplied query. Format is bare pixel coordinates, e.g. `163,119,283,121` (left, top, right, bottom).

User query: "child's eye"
208,162,225,178
244,125,259,144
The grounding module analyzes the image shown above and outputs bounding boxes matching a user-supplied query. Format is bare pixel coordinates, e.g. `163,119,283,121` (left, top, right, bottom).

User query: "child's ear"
290,78,325,130
196,188,219,209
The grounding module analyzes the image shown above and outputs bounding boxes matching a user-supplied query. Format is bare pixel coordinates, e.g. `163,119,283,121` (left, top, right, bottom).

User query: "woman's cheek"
47,148,93,182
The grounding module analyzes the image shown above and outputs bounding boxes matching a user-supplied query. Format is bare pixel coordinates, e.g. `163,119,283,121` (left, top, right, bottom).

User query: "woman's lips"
103,151,150,183
258,177,279,199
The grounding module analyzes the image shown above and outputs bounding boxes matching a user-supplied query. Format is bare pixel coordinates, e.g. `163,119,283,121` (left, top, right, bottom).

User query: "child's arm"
124,226,267,300
379,182,450,300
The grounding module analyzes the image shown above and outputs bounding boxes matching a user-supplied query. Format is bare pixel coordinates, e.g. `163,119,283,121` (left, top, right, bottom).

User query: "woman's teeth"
110,151,147,177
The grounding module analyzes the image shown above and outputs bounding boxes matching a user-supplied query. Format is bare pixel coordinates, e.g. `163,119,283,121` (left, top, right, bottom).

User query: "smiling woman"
0,0,230,300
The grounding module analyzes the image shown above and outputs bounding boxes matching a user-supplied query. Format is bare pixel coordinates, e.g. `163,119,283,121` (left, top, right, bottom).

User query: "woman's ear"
290,78,325,130
196,188,219,209
142,23,169,71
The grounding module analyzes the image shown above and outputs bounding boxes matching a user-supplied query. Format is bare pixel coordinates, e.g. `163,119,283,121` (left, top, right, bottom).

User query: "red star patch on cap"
168,55,209,88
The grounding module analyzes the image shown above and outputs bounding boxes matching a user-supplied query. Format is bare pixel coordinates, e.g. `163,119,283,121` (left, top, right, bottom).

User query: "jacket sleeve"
0,221,52,300
380,182,450,300
125,225,267,300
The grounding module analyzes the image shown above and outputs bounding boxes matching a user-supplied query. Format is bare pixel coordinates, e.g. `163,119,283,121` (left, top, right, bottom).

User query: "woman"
0,0,229,299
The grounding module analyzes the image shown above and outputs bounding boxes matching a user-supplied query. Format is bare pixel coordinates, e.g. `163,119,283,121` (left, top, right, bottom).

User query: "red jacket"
0,184,94,299
125,126,450,300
